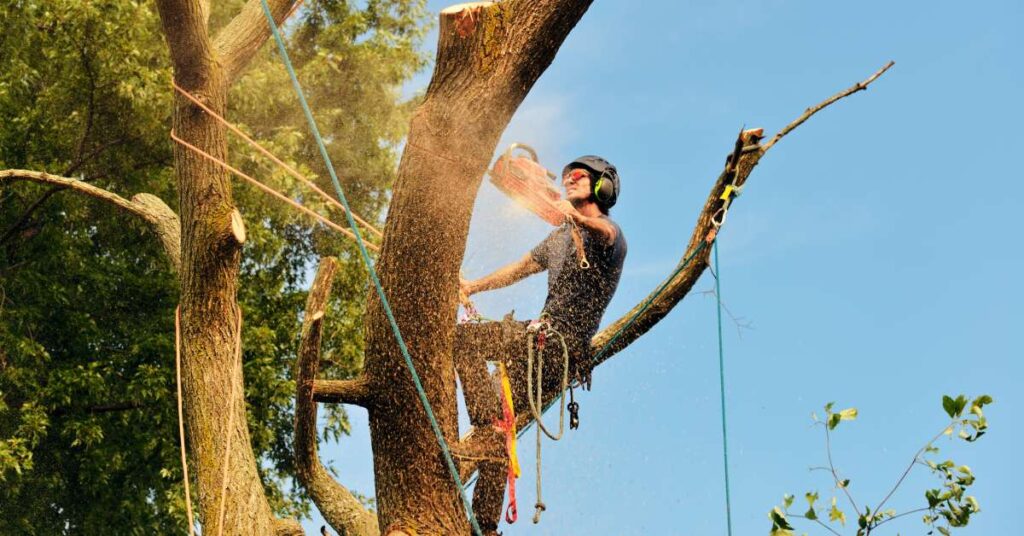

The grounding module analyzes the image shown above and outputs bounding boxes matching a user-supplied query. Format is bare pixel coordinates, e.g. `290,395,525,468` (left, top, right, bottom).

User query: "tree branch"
590,60,894,367
762,61,894,152
0,170,181,271
214,0,303,85
154,0,215,87
313,378,372,406
295,257,379,536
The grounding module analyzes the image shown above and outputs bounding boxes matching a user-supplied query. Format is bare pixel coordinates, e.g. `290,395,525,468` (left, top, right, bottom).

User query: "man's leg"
454,321,525,534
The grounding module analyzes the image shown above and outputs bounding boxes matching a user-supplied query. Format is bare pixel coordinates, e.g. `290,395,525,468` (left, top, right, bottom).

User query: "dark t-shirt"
530,217,627,356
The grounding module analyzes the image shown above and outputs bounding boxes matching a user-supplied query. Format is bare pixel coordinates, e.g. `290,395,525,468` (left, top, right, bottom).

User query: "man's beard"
570,195,591,209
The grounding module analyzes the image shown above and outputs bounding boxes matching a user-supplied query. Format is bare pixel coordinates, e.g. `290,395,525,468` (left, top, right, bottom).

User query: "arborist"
453,155,627,535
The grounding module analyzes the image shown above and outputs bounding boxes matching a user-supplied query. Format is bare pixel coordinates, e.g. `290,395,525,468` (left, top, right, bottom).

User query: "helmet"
562,155,620,210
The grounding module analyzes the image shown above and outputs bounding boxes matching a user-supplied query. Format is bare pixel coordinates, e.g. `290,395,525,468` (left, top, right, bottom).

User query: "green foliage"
770,395,991,536
1,0,428,531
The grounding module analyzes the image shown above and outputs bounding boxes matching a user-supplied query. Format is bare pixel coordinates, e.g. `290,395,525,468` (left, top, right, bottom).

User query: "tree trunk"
361,2,592,534
155,0,301,533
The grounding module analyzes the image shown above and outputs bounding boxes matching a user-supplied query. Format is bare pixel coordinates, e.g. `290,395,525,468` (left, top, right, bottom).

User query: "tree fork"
295,258,380,536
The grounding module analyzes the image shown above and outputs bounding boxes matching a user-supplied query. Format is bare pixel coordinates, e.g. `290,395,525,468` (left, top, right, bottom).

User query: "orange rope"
284,0,304,23
216,307,243,536
175,307,196,536
170,130,379,252
171,81,383,239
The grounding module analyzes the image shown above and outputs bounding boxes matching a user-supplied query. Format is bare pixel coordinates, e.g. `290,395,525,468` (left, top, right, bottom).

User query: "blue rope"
713,241,733,536
257,3,483,534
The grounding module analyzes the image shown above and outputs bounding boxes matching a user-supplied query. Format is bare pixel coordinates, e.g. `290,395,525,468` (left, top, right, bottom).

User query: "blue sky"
306,1,1022,534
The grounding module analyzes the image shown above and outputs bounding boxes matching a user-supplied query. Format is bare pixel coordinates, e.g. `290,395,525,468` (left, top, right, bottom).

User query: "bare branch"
295,257,379,536
762,61,895,152
0,170,181,271
214,0,303,85
590,60,895,367
825,421,861,515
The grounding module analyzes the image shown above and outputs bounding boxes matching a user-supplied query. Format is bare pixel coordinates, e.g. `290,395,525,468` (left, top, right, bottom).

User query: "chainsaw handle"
506,142,539,162
506,143,558,181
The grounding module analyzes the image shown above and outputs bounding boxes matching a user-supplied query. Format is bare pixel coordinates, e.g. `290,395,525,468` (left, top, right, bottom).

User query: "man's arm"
461,253,544,298
553,200,618,245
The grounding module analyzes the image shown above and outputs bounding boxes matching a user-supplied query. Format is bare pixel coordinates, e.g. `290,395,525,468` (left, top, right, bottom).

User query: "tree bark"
359,2,592,534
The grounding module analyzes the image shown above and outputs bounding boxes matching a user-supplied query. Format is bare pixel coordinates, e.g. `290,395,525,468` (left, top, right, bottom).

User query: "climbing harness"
258,2,484,534
525,318,570,523
494,362,521,524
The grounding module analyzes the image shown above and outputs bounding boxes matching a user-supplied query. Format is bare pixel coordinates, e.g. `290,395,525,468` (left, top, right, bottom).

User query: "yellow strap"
498,362,521,477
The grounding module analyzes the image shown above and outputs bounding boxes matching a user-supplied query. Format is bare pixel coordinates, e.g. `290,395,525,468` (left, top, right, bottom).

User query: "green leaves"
772,396,991,536
769,506,795,536
824,403,858,430
828,496,846,525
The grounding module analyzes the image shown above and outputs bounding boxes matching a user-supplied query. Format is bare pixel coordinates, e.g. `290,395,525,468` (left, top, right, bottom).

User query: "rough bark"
0,170,181,271
359,2,593,534
295,258,380,536
154,0,302,533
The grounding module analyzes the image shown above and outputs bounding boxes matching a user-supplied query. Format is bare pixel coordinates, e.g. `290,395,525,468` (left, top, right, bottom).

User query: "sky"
306,1,1023,534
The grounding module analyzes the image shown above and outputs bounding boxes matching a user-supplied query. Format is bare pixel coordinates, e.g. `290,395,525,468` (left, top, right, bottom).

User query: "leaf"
783,494,795,509
770,506,795,533
805,506,818,520
839,479,850,489
829,497,847,526
828,413,842,430
825,402,835,413
942,395,956,418
806,491,819,508
953,395,967,417
839,408,858,421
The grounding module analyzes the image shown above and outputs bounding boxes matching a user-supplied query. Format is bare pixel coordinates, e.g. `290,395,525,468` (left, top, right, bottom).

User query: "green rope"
257,3,483,534
713,241,734,536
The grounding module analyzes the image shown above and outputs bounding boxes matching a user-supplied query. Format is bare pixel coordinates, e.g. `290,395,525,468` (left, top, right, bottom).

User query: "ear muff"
592,168,618,207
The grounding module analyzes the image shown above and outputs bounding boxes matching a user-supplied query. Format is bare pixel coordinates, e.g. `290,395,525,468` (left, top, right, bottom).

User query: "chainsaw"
488,143,566,226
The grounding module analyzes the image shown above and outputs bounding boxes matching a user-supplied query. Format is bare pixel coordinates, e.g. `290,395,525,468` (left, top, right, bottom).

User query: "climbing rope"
712,241,734,536
524,319,570,523
258,2,483,534
171,82,383,240
169,131,377,251
174,307,196,536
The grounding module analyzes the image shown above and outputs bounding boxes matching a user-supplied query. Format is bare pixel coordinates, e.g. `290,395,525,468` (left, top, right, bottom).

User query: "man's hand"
459,278,476,303
553,199,581,223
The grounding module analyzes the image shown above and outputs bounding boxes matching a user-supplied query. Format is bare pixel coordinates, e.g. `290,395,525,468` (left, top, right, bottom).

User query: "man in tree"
455,155,627,533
